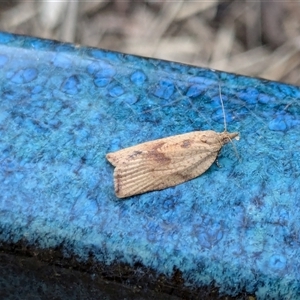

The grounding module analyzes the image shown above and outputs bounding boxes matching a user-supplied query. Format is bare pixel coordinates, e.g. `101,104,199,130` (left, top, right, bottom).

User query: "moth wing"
106,130,221,166
106,132,222,198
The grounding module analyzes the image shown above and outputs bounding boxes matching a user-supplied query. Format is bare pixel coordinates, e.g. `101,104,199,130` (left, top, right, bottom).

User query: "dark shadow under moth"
106,130,239,198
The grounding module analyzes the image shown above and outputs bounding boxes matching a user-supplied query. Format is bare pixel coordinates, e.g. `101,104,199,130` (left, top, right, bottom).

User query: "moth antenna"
228,135,241,161
219,83,241,161
218,83,227,132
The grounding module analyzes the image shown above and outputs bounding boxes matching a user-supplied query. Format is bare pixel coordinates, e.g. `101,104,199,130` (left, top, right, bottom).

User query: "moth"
106,86,239,198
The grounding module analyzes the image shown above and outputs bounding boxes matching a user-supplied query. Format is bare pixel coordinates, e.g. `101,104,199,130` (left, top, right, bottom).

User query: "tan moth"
106,85,239,198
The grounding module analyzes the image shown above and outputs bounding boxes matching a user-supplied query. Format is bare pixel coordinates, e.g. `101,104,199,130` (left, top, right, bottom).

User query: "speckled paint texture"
0,32,300,299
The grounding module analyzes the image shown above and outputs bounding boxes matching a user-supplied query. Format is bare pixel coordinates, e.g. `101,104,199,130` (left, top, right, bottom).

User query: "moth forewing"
106,130,239,198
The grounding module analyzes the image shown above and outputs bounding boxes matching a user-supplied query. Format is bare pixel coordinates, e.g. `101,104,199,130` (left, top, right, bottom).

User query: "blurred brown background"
1,0,299,85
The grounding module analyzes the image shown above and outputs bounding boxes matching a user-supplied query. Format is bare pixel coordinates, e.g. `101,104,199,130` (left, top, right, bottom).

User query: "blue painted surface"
0,32,300,298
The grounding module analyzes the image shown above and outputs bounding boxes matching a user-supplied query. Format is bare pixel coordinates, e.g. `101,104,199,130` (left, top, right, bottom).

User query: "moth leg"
215,158,221,168
215,149,222,168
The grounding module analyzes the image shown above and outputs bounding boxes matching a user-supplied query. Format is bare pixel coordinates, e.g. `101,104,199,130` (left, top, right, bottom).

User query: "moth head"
219,131,239,144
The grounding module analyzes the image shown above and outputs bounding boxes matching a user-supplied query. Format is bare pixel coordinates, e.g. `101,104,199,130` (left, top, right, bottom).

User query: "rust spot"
180,139,192,148
129,150,143,159
148,142,171,164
